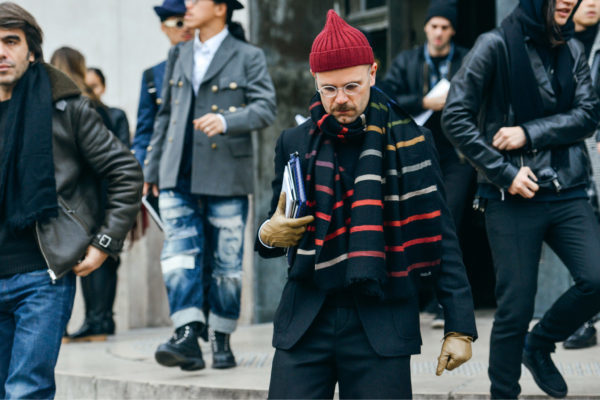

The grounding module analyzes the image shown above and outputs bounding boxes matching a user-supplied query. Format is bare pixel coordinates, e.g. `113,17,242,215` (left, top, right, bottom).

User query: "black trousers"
268,302,412,399
484,198,600,399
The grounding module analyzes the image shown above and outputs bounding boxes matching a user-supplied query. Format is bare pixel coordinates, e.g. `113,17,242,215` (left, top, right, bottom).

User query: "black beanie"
425,0,458,29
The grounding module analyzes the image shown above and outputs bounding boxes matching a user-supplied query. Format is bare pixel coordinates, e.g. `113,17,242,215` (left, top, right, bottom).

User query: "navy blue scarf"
0,63,57,231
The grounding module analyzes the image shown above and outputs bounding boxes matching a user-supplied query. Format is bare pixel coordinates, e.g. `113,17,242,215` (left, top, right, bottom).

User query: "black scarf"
501,0,580,125
290,88,443,300
0,62,57,231
575,23,599,59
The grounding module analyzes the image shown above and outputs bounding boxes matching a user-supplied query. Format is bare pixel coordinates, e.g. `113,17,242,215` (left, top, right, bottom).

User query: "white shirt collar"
193,26,229,57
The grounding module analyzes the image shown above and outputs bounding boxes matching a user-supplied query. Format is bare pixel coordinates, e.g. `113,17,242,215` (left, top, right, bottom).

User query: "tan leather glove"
436,332,473,376
260,192,315,248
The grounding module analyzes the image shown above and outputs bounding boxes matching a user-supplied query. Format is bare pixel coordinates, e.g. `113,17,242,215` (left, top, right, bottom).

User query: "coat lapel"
201,34,236,86
180,41,194,84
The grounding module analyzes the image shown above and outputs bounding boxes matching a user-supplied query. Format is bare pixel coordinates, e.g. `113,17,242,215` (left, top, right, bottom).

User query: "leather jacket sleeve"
442,33,520,190
144,46,178,184
522,41,600,150
74,98,143,253
382,52,425,116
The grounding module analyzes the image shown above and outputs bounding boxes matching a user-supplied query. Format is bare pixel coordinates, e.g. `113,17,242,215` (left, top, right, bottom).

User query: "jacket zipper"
34,222,57,284
58,197,88,232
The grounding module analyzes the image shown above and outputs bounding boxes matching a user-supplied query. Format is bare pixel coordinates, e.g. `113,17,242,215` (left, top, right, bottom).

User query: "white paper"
414,78,451,126
414,110,434,126
281,166,295,218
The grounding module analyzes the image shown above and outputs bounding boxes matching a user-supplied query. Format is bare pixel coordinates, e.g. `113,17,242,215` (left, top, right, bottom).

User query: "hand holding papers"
415,78,451,126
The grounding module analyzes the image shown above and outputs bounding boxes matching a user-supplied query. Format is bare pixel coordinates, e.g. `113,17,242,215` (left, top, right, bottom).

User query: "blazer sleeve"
132,72,158,165
421,127,477,340
381,52,425,116
224,47,277,136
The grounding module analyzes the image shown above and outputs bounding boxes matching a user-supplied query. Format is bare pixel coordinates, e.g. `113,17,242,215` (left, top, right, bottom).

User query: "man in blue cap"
130,0,193,165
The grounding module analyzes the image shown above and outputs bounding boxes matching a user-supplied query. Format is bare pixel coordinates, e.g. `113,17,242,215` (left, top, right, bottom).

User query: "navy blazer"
131,60,166,165
256,115,477,357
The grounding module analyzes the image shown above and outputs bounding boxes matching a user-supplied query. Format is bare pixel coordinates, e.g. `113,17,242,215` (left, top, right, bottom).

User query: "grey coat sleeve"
143,46,177,184
224,47,277,136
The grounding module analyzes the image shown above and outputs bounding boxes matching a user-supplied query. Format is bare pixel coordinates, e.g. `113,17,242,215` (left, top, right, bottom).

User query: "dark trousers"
268,302,412,399
484,199,600,399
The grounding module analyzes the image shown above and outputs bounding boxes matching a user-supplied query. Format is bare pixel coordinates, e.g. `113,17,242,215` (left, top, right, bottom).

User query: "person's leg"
529,199,600,348
0,280,16,399
484,200,546,399
155,190,206,370
4,271,75,399
205,196,248,368
268,306,337,399
159,189,205,328
441,159,476,232
336,307,412,399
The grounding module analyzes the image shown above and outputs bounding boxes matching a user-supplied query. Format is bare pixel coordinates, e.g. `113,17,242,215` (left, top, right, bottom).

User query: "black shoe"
155,323,205,371
522,348,567,398
64,315,115,343
210,329,236,369
563,322,597,349
431,305,444,329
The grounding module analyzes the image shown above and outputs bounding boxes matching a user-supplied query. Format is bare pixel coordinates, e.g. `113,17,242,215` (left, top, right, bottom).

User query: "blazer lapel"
179,41,194,84
201,35,236,86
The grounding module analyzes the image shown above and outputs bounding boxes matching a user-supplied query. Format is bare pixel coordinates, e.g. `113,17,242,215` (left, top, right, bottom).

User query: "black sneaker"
563,322,597,350
210,329,236,369
522,348,567,398
155,323,205,371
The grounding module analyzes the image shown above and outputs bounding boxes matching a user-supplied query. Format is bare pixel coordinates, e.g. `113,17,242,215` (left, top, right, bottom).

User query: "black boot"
65,258,118,342
155,322,205,371
210,329,236,369
563,321,597,349
522,344,567,398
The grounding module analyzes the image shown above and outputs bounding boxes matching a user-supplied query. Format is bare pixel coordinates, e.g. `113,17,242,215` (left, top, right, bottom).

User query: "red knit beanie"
310,9,374,73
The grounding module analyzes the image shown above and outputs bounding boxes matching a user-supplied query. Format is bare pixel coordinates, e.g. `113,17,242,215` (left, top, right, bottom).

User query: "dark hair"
213,1,246,42
87,67,106,87
50,46,98,101
0,2,44,61
544,0,566,46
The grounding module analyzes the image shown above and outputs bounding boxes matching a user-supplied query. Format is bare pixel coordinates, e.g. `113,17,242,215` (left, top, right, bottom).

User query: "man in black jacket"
381,0,473,328
0,3,142,399
256,9,476,399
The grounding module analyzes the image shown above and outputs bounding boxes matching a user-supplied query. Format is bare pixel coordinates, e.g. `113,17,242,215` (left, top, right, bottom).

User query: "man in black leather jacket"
443,0,600,398
380,0,473,329
0,3,142,399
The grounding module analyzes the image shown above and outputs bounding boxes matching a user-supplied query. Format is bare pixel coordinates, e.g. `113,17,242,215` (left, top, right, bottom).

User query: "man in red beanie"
256,9,477,399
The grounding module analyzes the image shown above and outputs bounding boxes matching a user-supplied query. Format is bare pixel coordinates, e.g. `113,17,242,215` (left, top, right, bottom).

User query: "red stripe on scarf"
350,225,384,233
333,200,344,209
309,101,321,110
348,251,386,259
316,185,334,195
317,114,329,128
343,190,354,199
352,199,384,208
307,200,316,207
307,226,316,232
324,226,348,241
384,210,441,227
384,235,443,252
315,239,324,246
316,160,335,169
316,212,331,222
388,259,442,277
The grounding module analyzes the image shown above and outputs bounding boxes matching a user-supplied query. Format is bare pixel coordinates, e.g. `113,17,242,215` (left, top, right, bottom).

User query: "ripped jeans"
159,190,248,334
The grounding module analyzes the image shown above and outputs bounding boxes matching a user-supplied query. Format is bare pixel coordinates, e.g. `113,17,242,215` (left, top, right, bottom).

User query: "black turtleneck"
575,24,599,59
0,99,47,278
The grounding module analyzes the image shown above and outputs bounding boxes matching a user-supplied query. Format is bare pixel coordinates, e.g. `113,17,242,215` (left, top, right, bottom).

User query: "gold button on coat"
147,145,153,152
169,79,174,86
156,98,162,105
212,85,219,93
178,81,183,87
144,159,149,166
168,137,174,143
211,105,219,112
229,82,238,90
211,143,217,149
229,106,237,113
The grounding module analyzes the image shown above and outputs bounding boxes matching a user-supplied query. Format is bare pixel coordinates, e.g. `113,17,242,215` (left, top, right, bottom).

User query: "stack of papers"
414,78,451,126
282,152,307,219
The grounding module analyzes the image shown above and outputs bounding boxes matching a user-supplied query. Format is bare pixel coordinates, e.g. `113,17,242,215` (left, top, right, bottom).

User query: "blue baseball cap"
154,0,187,21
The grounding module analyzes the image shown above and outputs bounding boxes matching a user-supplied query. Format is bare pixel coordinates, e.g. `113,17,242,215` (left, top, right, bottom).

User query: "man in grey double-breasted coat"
143,0,276,371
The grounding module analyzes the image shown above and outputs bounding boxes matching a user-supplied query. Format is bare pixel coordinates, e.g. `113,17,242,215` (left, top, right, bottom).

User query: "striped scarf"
290,88,443,299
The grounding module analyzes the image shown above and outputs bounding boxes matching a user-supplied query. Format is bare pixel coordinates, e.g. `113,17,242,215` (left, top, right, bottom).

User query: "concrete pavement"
55,311,600,399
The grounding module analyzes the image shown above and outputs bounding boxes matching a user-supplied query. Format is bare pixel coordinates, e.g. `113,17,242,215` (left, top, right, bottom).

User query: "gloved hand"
436,332,473,376
260,192,314,248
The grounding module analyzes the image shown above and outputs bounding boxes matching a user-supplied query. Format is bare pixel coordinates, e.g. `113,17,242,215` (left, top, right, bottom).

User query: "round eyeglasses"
316,81,365,98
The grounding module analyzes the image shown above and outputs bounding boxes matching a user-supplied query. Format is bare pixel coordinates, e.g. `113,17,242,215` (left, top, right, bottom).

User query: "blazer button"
168,137,174,143
156,98,162,105
147,145,153,152
178,81,183,87
229,106,237,113
131,149,136,154
144,159,149,166
229,82,238,90
169,79,174,86
212,85,219,93
211,104,219,112
211,143,217,149
174,99,179,105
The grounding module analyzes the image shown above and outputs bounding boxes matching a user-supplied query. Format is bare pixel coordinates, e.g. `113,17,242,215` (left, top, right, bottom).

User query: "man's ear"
369,62,378,86
28,52,34,63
